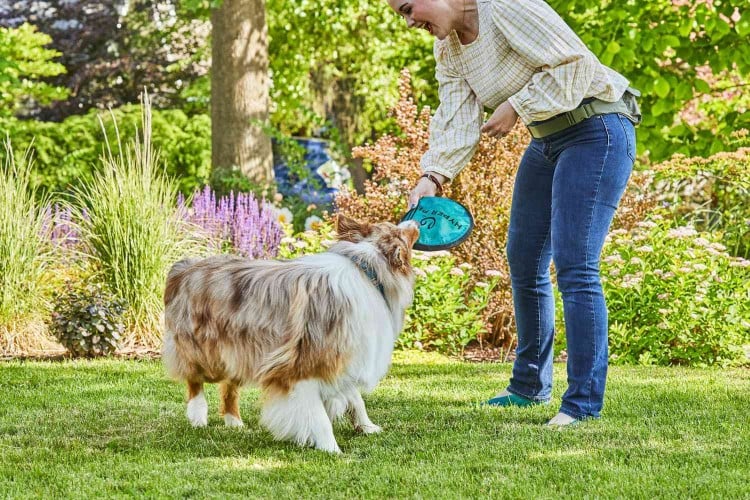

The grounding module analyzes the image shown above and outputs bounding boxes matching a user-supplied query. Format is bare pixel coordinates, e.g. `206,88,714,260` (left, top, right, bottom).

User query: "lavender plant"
41,203,85,251
179,186,283,259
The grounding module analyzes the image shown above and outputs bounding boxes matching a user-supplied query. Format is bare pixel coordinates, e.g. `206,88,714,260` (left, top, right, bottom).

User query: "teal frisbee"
400,197,474,251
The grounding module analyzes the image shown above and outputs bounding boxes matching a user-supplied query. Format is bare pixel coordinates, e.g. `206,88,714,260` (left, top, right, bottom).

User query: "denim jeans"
505,113,636,419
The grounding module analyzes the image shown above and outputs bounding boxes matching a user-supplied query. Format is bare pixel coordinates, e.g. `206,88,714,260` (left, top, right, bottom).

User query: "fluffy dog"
162,215,419,453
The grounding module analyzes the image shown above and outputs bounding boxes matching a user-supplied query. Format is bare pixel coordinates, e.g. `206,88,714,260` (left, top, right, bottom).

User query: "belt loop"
581,102,595,119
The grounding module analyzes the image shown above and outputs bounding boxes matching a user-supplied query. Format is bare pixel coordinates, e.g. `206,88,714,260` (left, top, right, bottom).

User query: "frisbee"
400,196,474,251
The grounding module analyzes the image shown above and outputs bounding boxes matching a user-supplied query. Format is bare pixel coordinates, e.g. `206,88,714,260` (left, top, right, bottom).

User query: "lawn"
1,351,748,498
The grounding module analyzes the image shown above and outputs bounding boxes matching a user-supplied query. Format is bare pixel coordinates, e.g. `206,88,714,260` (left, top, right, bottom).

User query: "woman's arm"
420,49,483,182
492,0,597,124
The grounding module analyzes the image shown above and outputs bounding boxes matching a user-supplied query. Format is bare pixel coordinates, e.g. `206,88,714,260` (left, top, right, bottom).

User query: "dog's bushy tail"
257,312,351,395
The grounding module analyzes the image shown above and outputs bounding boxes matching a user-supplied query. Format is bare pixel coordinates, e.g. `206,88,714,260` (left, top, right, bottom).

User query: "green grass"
1,351,749,499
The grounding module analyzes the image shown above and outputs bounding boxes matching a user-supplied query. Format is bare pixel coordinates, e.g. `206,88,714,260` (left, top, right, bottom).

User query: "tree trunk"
210,0,273,184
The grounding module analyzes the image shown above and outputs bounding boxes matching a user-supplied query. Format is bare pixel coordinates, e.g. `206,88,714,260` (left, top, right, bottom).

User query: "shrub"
49,283,126,358
71,97,200,346
403,252,500,355
650,147,750,258
0,23,68,117
0,106,211,196
600,217,750,367
336,69,524,348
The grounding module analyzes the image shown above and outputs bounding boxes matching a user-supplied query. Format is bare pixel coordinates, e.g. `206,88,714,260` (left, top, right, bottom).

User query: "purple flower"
42,203,83,250
180,187,284,259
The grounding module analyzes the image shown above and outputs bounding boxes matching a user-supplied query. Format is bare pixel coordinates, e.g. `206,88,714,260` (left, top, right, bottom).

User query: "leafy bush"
0,106,211,196
403,252,500,355
652,147,750,258
337,70,530,348
50,283,126,358
0,23,68,117
71,98,200,345
600,218,750,367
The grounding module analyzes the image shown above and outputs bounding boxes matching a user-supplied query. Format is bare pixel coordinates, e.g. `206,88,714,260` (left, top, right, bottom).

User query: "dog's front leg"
346,388,382,434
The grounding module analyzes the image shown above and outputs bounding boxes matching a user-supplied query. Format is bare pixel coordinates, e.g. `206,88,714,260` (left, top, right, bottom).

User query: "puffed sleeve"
420,44,483,180
493,0,597,124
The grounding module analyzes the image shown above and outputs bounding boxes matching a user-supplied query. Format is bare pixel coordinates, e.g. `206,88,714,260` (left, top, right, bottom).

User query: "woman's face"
387,0,454,40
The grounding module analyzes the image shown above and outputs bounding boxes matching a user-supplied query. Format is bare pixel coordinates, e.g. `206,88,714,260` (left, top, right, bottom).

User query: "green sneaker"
483,392,548,407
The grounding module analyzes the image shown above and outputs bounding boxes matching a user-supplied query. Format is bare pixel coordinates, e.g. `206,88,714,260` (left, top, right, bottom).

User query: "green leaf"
694,78,711,94
736,13,750,37
654,77,671,98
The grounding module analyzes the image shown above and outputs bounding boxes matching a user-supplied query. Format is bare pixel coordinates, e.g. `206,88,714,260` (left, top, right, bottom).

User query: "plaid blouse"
422,0,630,180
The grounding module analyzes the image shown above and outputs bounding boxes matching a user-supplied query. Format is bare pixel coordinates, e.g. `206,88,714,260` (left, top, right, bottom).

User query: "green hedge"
0,106,211,196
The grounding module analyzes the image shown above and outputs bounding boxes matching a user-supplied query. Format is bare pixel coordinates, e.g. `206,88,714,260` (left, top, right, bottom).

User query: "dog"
162,215,419,453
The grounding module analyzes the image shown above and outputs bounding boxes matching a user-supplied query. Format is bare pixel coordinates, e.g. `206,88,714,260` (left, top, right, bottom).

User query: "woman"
388,0,640,425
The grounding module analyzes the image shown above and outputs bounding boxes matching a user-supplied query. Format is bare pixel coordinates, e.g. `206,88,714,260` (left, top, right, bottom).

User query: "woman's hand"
481,101,519,138
408,171,448,208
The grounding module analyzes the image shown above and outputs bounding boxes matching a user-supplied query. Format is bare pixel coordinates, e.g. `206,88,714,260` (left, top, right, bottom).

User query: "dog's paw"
315,442,342,454
187,395,208,427
357,423,382,434
224,414,244,428
187,413,208,427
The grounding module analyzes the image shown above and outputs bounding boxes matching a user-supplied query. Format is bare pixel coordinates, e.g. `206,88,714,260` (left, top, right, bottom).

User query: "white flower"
428,250,451,258
304,215,324,231
459,262,473,269
694,237,710,247
425,265,440,274
414,268,427,278
658,293,669,300
274,207,294,226
630,257,644,265
636,245,654,253
667,226,698,238
604,254,625,264
636,221,658,229
484,269,502,277
475,281,489,288
293,240,308,249
658,309,670,315
692,263,708,271
450,267,465,276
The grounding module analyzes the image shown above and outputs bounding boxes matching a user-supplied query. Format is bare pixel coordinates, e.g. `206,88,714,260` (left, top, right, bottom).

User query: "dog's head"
335,215,420,273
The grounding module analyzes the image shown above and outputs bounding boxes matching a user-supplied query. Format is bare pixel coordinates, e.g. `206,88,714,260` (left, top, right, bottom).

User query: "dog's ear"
400,223,420,248
388,245,405,269
336,214,372,242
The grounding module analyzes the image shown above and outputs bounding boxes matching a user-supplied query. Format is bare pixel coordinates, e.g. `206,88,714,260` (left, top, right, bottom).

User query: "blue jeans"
505,113,635,419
